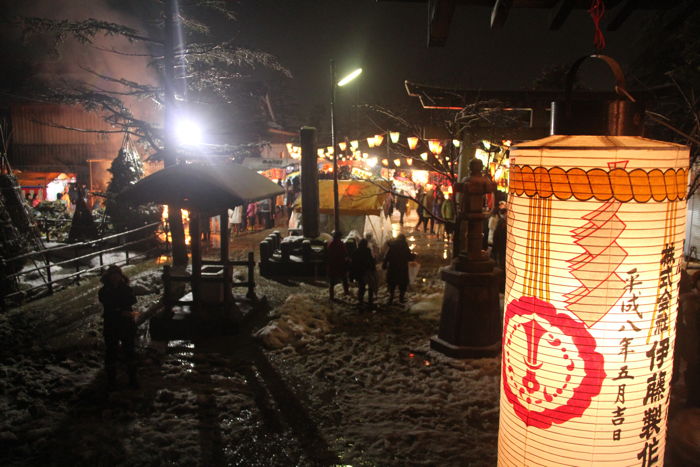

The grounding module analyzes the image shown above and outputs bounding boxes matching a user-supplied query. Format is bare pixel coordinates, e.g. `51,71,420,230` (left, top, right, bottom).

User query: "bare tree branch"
12,17,162,45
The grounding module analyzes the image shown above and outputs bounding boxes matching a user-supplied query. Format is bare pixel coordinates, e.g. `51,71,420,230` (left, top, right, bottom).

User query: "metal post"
330,59,340,234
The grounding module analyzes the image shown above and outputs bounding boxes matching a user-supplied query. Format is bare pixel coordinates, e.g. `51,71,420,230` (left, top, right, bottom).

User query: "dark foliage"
104,146,160,232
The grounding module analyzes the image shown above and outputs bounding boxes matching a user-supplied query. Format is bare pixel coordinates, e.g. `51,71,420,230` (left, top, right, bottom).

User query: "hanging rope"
588,0,606,51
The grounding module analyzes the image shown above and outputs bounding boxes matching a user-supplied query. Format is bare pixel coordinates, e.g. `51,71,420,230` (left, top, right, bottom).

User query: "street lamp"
174,117,203,146
330,61,362,233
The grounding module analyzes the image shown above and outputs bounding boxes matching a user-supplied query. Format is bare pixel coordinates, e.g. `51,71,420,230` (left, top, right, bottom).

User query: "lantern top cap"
512,135,689,151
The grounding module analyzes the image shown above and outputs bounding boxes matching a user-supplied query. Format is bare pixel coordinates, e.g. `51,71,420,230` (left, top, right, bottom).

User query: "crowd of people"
227,177,300,235
411,186,456,239
326,230,416,308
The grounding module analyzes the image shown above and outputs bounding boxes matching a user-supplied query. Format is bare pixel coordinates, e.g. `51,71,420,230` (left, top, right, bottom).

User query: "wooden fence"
2,221,166,308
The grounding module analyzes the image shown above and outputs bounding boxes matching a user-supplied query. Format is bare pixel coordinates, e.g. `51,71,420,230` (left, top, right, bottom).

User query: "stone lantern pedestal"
430,159,502,358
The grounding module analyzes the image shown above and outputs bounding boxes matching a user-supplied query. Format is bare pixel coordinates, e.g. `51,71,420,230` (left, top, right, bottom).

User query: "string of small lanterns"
285,131,464,168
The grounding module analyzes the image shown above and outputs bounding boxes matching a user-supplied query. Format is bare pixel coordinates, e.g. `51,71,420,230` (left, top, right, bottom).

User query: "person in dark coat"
327,231,350,300
351,238,377,306
98,265,138,389
395,191,407,225
382,234,415,304
415,187,428,232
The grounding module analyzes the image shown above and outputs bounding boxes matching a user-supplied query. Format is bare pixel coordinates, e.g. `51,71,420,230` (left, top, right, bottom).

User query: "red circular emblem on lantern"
502,296,605,429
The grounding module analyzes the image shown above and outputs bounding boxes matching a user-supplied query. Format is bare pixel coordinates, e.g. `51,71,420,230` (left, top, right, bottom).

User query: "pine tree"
105,146,159,231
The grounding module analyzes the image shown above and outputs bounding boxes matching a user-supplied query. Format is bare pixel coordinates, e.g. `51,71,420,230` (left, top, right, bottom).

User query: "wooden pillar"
300,126,320,238
246,251,256,299
220,210,233,305
163,264,172,310
189,211,202,313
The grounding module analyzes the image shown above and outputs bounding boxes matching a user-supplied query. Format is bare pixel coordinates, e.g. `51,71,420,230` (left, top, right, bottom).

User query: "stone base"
432,265,502,358
430,335,501,358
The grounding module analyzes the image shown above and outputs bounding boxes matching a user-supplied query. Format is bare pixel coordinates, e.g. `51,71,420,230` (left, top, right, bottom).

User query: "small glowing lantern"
339,141,347,151
390,131,400,144
326,146,334,155
381,158,388,166
350,140,359,151
362,152,368,159
406,158,413,166
499,55,688,466
317,148,324,158
420,152,428,161
393,158,401,167
367,137,376,148
374,134,385,147
286,142,294,155
428,140,443,155
452,139,461,148
407,136,419,150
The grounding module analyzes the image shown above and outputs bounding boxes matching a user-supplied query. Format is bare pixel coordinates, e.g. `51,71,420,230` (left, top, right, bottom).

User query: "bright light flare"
337,68,363,87
175,118,203,145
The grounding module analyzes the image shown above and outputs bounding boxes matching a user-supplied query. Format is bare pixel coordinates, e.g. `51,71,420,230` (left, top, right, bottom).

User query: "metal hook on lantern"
553,54,644,136
565,54,635,103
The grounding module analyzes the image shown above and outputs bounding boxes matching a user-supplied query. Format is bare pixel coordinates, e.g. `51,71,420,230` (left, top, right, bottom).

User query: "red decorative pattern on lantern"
565,198,628,326
502,296,606,429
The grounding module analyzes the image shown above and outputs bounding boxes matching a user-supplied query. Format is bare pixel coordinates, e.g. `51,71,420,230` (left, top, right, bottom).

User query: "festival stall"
16,171,76,203
292,179,392,245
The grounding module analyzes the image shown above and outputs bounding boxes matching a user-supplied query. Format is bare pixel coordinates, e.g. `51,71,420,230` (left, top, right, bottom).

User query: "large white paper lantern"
499,135,688,466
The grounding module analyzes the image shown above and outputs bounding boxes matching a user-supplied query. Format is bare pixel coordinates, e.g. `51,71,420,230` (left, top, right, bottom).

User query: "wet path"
1,213,461,467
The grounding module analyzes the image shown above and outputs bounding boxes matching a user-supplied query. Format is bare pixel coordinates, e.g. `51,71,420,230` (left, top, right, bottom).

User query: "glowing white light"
175,118,203,145
337,68,363,87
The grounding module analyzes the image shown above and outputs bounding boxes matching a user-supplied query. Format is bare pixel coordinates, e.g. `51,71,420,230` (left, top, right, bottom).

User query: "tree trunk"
163,0,187,266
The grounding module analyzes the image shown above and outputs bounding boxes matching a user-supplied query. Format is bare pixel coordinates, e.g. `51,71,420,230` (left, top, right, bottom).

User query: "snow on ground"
2,224,505,466
255,292,335,349
266,277,501,467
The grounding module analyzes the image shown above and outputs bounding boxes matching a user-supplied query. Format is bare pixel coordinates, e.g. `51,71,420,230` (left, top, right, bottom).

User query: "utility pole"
330,59,340,234
164,0,187,266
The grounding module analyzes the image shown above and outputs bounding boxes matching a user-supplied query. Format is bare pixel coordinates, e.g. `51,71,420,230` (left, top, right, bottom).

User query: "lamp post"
330,60,362,233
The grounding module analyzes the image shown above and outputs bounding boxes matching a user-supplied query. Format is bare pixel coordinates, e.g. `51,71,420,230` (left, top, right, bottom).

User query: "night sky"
0,0,663,141
234,0,655,122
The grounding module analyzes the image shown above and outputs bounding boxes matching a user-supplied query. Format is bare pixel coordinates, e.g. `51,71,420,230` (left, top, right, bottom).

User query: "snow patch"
408,292,443,321
255,293,335,349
